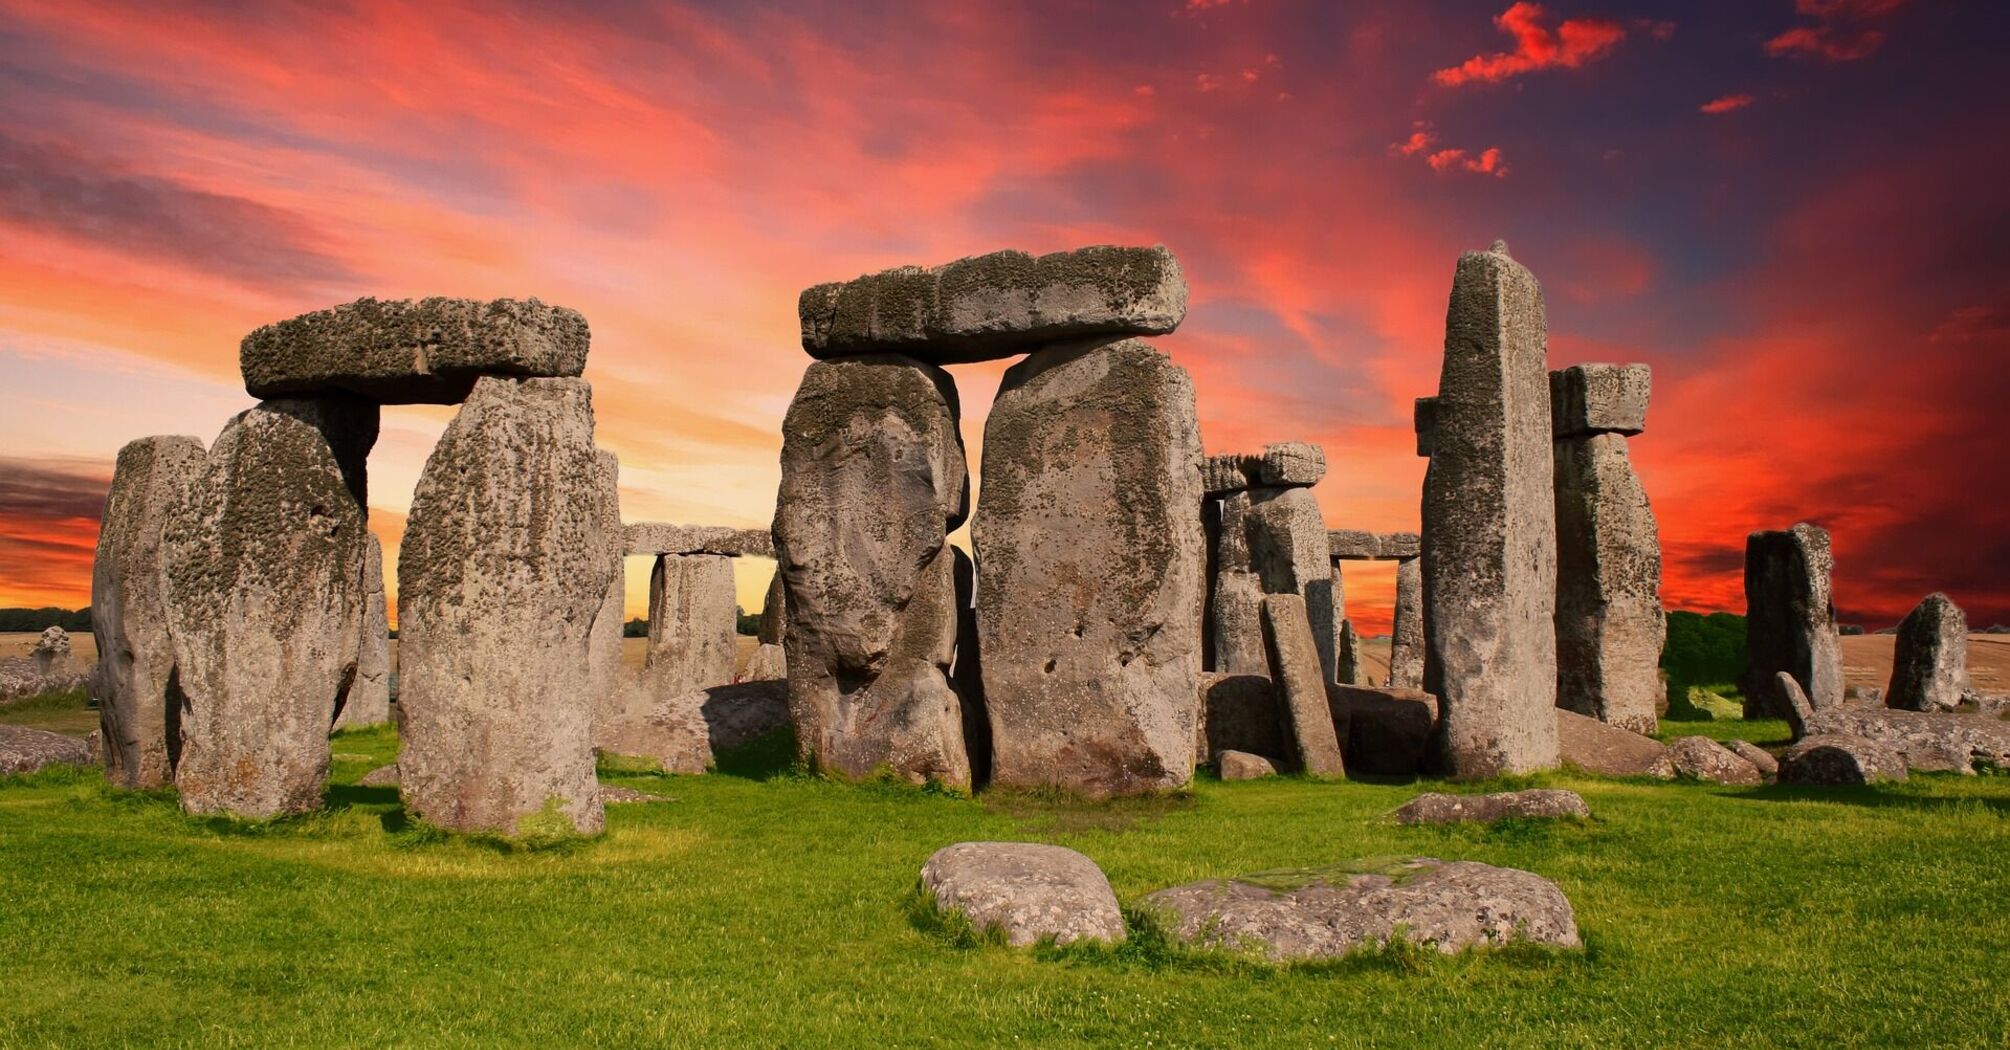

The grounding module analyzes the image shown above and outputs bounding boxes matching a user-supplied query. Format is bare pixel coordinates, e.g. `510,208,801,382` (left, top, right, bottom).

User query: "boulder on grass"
1659,736,1763,786
0,725,97,776
1724,740,1779,781
1556,708,1669,776
1392,789,1590,825
919,842,1125,947
1800,703,2010,774
1778,734,1908,785
1217,750,1278,780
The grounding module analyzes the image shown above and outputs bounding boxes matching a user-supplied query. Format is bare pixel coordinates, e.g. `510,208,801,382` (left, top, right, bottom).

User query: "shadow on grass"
710,727,800,782
326,783,399,809
1732,780,2010,815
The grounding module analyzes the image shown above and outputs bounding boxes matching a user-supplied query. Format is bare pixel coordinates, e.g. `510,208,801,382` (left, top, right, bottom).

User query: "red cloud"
1796,0,1906,17
1765,26,1886,61
1432,3,1627,87
1424,147,1508,177
1389,126,1436,157
1700,93,1754,115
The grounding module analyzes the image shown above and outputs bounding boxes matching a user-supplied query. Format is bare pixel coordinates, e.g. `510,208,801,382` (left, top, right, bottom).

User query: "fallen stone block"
1724,739,1779,781
1801,702,2010,774
1262,595,1346,777
1659,736,1763,785
920,842,1126,947
1392,789,1589,825
0,725,97,776
1328,684,1436,776
1557,708,1669,777
1778,734,1908,785
1217,750,1278,780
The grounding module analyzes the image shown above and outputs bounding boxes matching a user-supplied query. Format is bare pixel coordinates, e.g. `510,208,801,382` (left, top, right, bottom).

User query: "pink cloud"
1432,3,1627,87
1423,146,1508,177
1700,93,1754,115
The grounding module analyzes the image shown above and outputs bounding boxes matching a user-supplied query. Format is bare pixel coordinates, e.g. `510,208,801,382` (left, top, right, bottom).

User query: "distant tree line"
0,607,91,633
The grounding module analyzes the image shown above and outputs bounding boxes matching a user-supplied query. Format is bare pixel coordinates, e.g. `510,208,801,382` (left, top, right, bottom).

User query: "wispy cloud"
1432,3,1627,87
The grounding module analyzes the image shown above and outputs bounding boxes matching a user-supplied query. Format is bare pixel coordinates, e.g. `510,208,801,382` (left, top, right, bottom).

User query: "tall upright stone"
92,435,206,789
1244,486,1340,683
644,554,738,697
1551,365,1663,734
334,533,392,729
1739,523,1844,718
742,566,789,682
584,451,628,730
398,377,610,836
1388,557,1425,690
1210,491,1269,676
1887,592,1969,712
163,397,377,817
775,355,971,788
976,338,1205,795
1420,242,1559,777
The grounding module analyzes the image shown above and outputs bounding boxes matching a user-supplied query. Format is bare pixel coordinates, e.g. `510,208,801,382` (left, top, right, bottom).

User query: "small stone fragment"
0,725,97,776
1724,739,1779,781
920,842,1126,947
1217,750,1279,780
1392,789,1590,825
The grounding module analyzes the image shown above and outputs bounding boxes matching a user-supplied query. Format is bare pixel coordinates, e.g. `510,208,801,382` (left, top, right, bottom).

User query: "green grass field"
3,706,2008,1048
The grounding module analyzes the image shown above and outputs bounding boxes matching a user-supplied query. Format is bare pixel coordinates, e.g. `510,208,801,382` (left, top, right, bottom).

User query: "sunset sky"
2,0,2007,634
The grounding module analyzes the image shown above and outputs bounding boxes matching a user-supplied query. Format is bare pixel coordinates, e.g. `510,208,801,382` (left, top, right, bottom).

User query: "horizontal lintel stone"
624,523,774,559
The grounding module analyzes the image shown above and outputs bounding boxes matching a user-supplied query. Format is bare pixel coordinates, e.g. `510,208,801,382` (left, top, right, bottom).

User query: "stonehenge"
1739,523,1845,718
1327,529,1424,690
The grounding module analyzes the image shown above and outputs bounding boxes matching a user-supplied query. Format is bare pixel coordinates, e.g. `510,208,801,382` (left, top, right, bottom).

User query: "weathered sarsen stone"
742,567,788,682
624,522,774,558
920,842,1126,947
976,338,1205,795
1388,557,1425,690
584,451,627,731
1421,242,1559,777
92,435,205,789
1209,492,1269,676
775,355,971,788
642,554,738,699
241,297,589,404
801,245,1186,364
333,533,392,729
1886,592,1969,712
397,377,611,836
163,397,377,818
1739,523,1844,718
1261,595,1345,777
1243,484,1339,682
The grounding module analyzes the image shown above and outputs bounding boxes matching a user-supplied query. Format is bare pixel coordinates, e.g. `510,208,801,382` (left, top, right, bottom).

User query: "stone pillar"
1738,522,1844,718
1887,592,1969,712
584,451,628,730
976,339,1205,795
1420,242,1559,777
334,533,393,729
164,396,377,817
92,435,206,789
743,566,788,682
1387,557,1425,690
1209,446,1333,680
1261,594,1345,777
1210,490,1269,676
398,377,610,836
775,355,971,788
1551,364,1664,735
644,553,738,697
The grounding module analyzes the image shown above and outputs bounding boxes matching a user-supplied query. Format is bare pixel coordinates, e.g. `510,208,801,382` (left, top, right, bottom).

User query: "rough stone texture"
334,534,392,730
1556,708,1670,776
91,434,205,789
976,339,1204,795
0,725,97,775
1421,243,1559,777
358,763,399,787
29,628,70,676
743,565,789,682
1143,858,1579,960
585,451,628,730
920,842,1126,947
1775,672,1817,740
1414,397,1439,457
1887,593,1970,712
1725,739,1779,781
643,554,739,698
1660,736,1763,785
1217,750,1279,780
596,680,790,774
1388,558,1426,690
397,377,610,836
1802,703,2010,774
1202,452,1260,496
1327,530,1385,561
1210,492,1269,676
1244,487,1340,682
802,245,1186,363
776,355,971,788
1337,620,1376,687
1740,523,1844,718
1197,673,1285,761
1553,430,1664,734
1393,789,1590,825
241,297,589,404
1778,734,1909,785
1549,363,1650,438
1379,533,1422,560
163,397,377,818
1257,442,1326,487
1262,595,1346,777
624,522,774,559
1328,684,1435,776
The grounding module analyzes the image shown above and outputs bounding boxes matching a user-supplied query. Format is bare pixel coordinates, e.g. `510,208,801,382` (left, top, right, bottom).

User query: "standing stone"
1387,558,1425,690
644,554,739,697
1243,485,1340,683
164,397,377,818
775,355,971,788
334,533,392,729
1739,523,1844,718
977,338,1204,795
29,628,71,677
1553,425,1664,734
1887,593,1970,712
1337,620,1376,687
1421,242,1559,777
584,452,629,730
398,377,609,836
742,566,789,682
1210,492,1269,676
1261,595,1345,777
91,435,205,789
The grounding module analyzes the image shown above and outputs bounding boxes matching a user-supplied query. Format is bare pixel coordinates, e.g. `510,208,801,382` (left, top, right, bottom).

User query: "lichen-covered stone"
1327,529,1381,560
1802,703,2010,774
1421,243,1558,777
623,522,774,558
976,339,1204,794
1659,736,1762,785
1210,492,1269,676
643,554,739,698
1393,789,1589,825
1725,739,1779,781
1549,363,1650,438
91,435,205,789
1739,523,1844,718
0,725,97,776
1262,595,1345,777
241,297,588,404
584,451,628,730
1202,452,1260,496
397,377,610,836
1778,734,1908,785
921,842,1125,947
1886,592,1969,712
1257,442,1326,487
1217,750,1278,780
776,355,971,788
801,245,1186,363
1244,487,1339,682
595,680,790,774
1387,558,1425,690
334,533,392,729
1554,430,1664,734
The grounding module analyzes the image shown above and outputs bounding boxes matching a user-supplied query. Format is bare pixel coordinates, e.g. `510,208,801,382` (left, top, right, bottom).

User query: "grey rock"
241,296,588,404
1724,739,1779,781
643,554,739,698
397,377,610,836
585,451,628,733
976,339,1204,795
1143,857,1579,960
1549,363,1650,438
358,763,399,787
1393,789,1589,825
1851,684,1886,705
743,644,787,683
0,725,97,775
1197,673,1285,761
624,522,774,559
1217,750,1279,780
1210,491,1269,676
1327,529,1381,561
1380,533,1422,560
1202,452,1260,496
920,842,1126,947
1557,708,1670,777
1328,684,1436,775
597,679,791,774
1414,397,1439,458
1422,243,1559,776
1244,487,1340,682
1262,595,1346,777
29,627,70,676
1257,442,1326,487
91,434,205,789
164,397,376,818
1553,430,1664,734
756,566,786,645
802,245,1186,363
1778,734,1909,785
1337,620,1376,687
776,355,971,788
1660,736,1762,785
1887,593,1969,712
1802,703,2010,774
1387,557,1426,690
334,533,392,730
1740,523,1844,718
